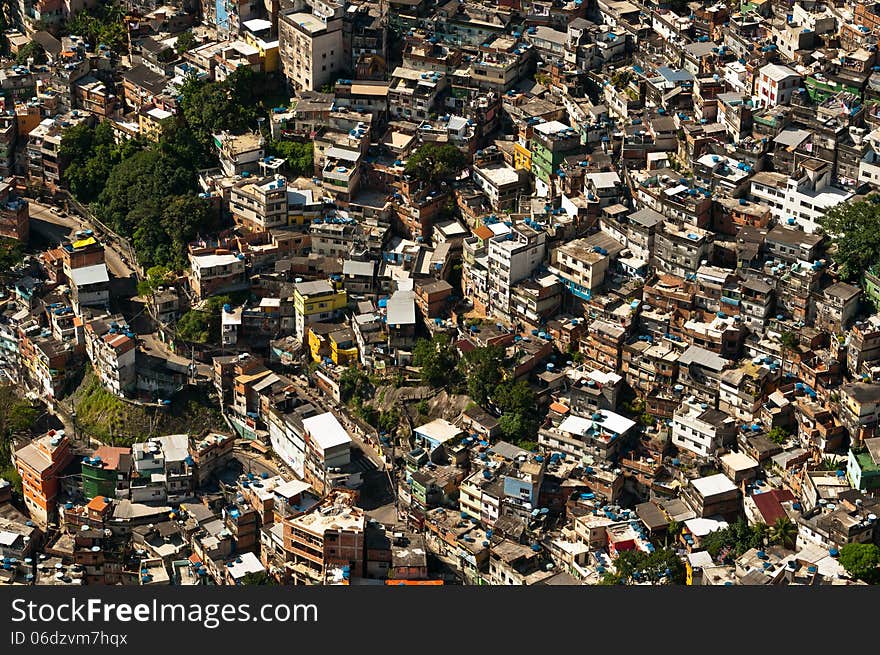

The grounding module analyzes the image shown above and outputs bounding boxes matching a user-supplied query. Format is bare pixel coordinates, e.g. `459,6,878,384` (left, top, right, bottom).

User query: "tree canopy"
0,386,39,492
15,41,46,65
64,67,279,270
601,547,685,585
177,296,231,344
404,143,468,184
267,139,314,177
700,519,769,562
175,30,196,55
412,334,459,388
65,2,127,51
819,196,880,281
838,543,880,584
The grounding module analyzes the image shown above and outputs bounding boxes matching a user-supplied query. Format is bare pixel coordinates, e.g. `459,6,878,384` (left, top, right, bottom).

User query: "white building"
754,63,801,108
472,161,526,212
302,412,352,485
279,8,344,92
130,435,194,504
487,222,546,318
750,161,852,234
672,397,737,458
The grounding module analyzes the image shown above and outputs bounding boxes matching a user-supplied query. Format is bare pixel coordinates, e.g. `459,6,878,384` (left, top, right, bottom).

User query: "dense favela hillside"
0,0,879,587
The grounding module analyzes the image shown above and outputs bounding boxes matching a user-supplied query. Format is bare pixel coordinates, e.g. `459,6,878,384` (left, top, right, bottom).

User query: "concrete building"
293,279,348,337
189,252,248,300
279,7,345,92
284,489,365,583
13,430,73,525
672,397,738,458
755,63,802,108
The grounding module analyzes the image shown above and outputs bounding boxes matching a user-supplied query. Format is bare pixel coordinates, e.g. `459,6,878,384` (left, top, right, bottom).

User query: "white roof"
273,479,311,499
415,418,462,444
558,410,635,437
222,307,242,325
288,188,314,205
691,473,738,497
488,222,511,237
447,115,469,131
720,451,759,472
386,289,416,326
302,412,352,451
192,253,240,269
533,120,570,136
0,530,19,546
243,18,272,32
684,517,729,538
156,434,189,463
586,171,621,188
587,369,622,385
70,263,109,287
760,63,800,82
687,550,714,567
146,107,173,121
226,551,265,580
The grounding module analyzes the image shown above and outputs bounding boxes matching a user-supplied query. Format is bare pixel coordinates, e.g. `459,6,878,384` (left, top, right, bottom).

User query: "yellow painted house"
294,280,348,337
243,32,280,73
513,141,532,171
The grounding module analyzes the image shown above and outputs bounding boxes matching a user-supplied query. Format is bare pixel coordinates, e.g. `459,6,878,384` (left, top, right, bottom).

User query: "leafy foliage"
15,41,46,64
176,296,230,344
175,30,196,55
838,543,880,584
601,547,685,585
0,238,24,273
0,385,39,473
65,2,127,51
404,143,468,184
819,196,880,281
769,516,797,550
412,334,459,388
458,345,503,406
239,571,278,585
61,122,144,203
340,368,372,404
136,265,174,297
267,139,314,177
65,67,278,270
767,426,789,445
700,519,769,562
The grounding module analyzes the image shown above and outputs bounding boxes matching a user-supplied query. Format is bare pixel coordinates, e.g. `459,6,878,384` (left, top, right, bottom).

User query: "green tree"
404,143,468,184
15,40,47,65
66,2,127,51
378,408,400,434
340,368,371,404
601,547,685,585
412,334,459,388
458,345,504,406
767,426,790,445
137,265,173,297
838,543,880,584
493,378,541,445
176,310,211,343
769,516,797,550
175,30,196,54
701,519,768,561
818,196,880,281
239,571,278,585
267,139,314,177
0,386,39,475
0,238,24,274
